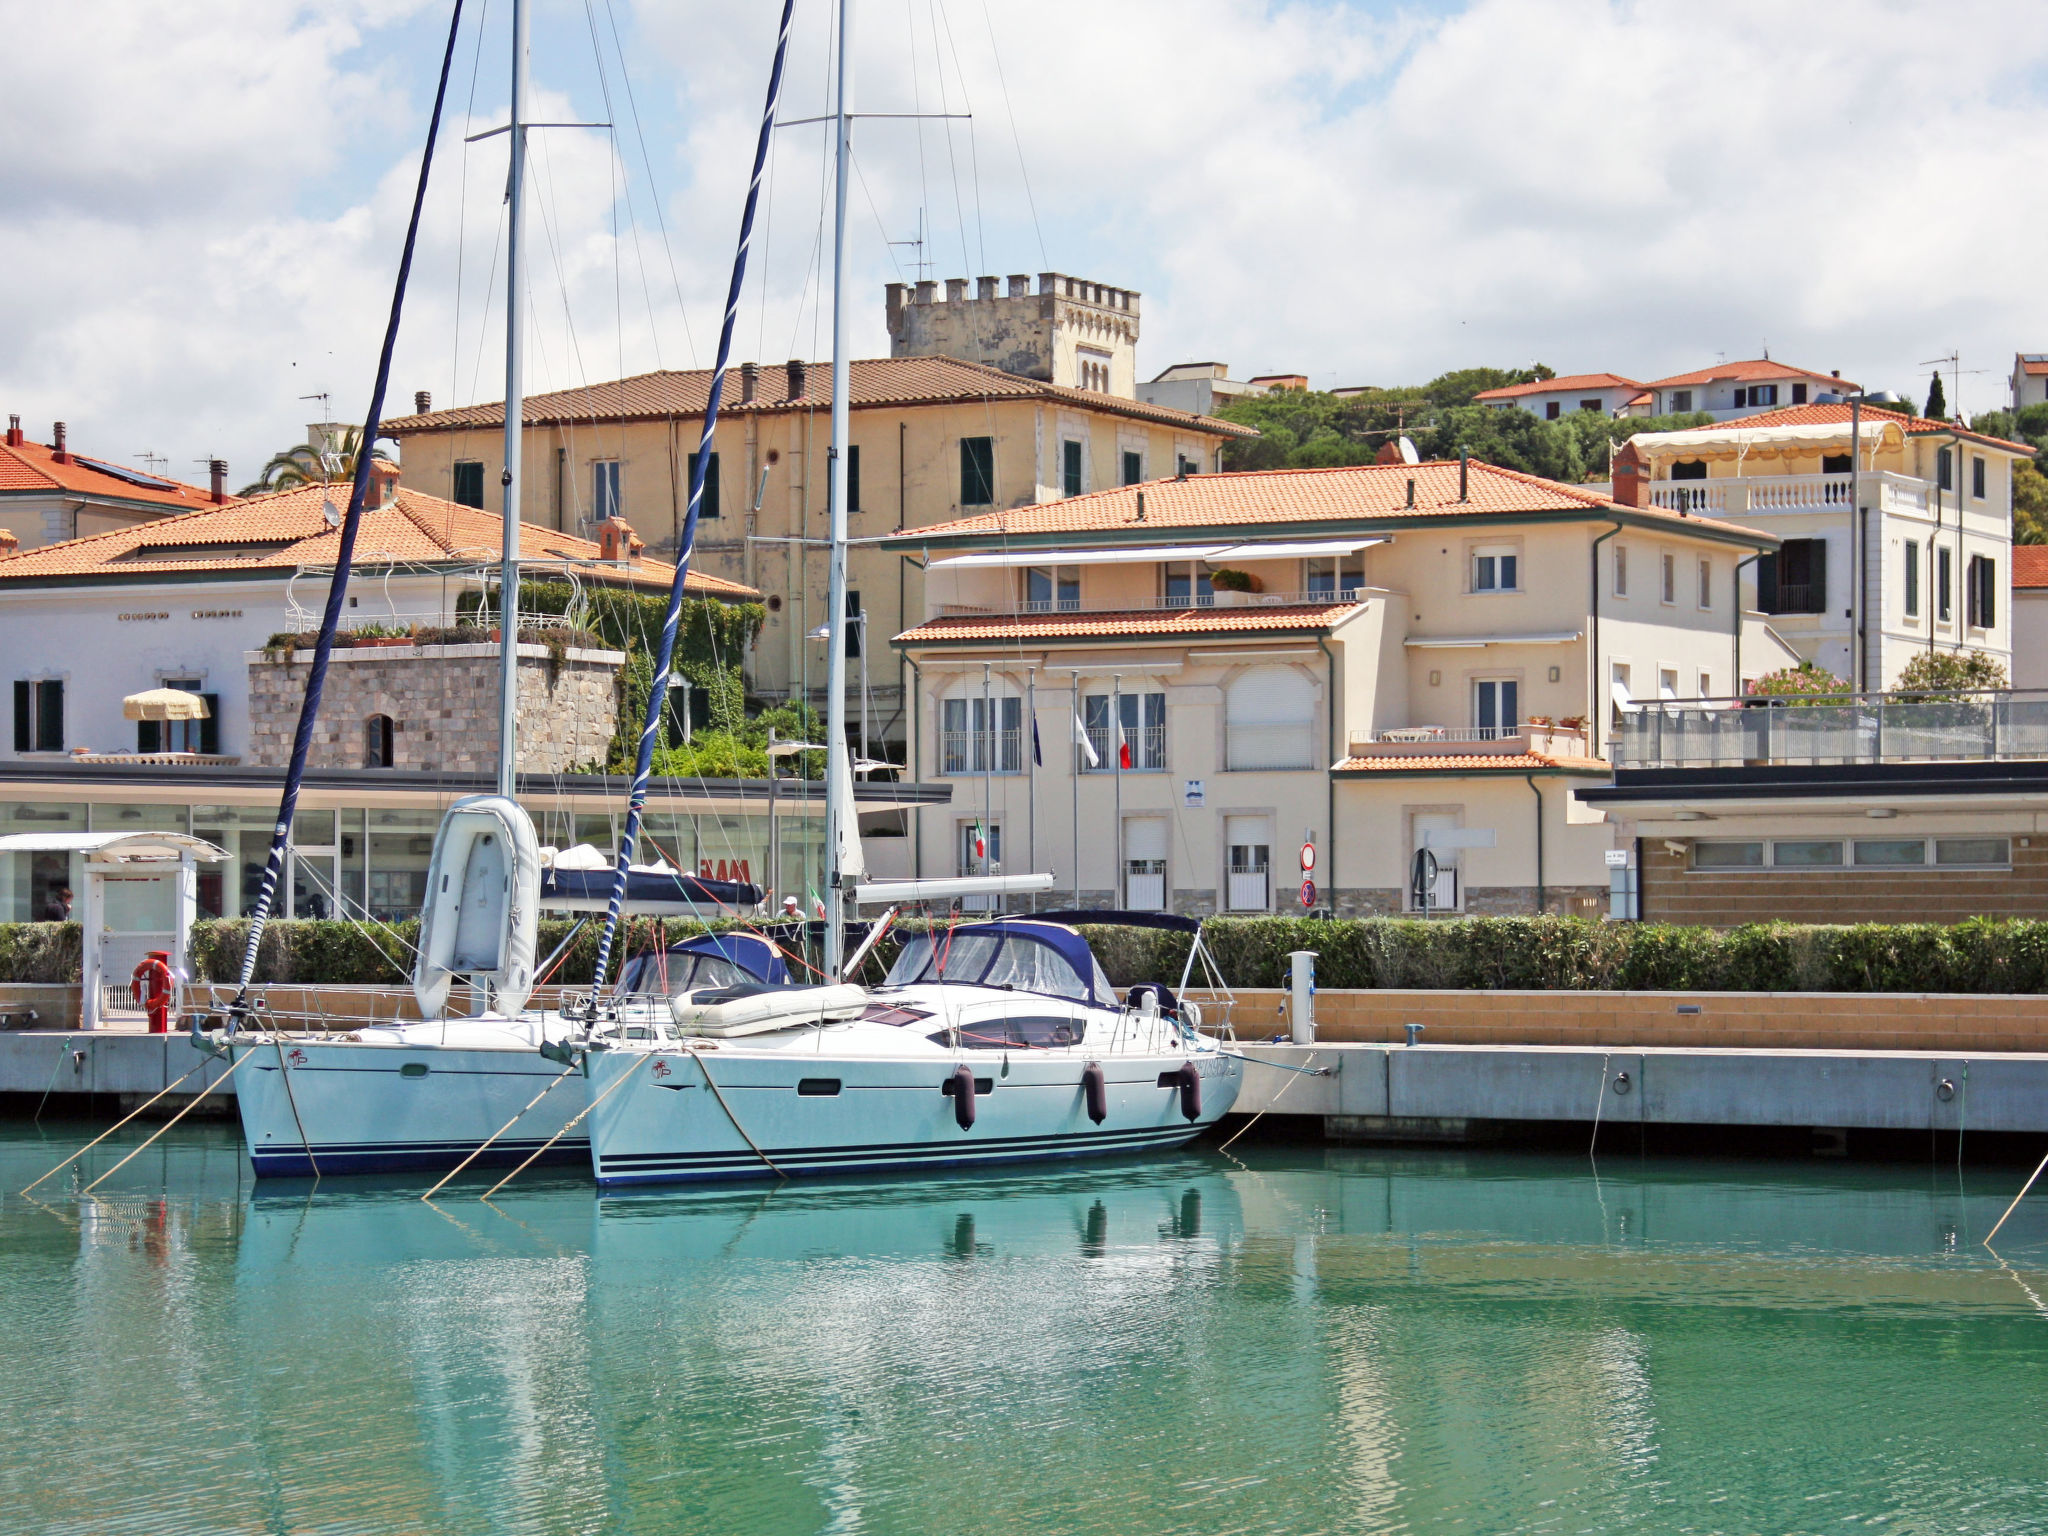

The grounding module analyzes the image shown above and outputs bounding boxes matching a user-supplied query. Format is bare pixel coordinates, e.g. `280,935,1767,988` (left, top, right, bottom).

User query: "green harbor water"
3,1123,2046,1535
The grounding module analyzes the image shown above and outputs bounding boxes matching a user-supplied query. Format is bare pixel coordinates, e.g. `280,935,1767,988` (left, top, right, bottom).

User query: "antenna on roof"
1397,435,1419,466
135,451,167,474
887,207,932,283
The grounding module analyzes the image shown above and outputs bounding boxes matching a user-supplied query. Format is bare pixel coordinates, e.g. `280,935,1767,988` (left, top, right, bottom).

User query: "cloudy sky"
3,0,2046,487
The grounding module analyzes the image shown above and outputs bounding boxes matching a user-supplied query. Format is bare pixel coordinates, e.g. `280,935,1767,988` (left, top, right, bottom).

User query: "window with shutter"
687,451,720,518
1061,440,1082,497
1756,551,1779,612
35,680,62,752
136,719,162,753
12,681,28,752
960,438,995,504
846,444,860,512
200,694,221,755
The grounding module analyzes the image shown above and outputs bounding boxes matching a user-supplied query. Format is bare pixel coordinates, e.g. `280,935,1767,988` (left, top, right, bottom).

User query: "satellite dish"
1397,436,1420,466
321,499,342,528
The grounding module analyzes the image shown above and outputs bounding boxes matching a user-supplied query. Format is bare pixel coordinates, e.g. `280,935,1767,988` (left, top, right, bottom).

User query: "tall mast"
496,0,529,799
822,0,855,978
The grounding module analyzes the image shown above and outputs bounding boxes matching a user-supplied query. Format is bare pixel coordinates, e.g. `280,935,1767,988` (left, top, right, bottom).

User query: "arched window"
366,714,395,769
1225,666,1314,770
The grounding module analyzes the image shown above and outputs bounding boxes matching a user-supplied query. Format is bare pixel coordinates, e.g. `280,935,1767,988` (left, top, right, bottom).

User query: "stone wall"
1639,838,2048,926
246,642,623,775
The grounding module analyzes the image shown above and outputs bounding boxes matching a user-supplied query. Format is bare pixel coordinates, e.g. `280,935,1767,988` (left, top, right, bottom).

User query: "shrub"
1895,649,2007,695
0,923,83,982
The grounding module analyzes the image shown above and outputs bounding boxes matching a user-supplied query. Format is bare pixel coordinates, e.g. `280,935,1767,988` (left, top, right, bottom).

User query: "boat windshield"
617,949,761,996
885,928,1112,1005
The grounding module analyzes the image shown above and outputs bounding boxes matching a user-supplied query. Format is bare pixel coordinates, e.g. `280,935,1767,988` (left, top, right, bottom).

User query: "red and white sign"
1299,878,1317,908
1299,842,1316,873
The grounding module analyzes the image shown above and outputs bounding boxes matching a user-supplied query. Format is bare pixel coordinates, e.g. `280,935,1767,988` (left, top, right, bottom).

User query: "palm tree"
240,425,394,496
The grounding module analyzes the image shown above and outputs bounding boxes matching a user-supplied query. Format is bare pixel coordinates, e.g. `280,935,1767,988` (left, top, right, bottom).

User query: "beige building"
2,415,229,553
886,459,1774,917
384,278,1250,737
1615,402,2036,691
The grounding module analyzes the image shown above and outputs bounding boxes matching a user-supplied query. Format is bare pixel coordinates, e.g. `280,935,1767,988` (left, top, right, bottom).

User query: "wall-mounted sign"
1604,848,1631,868
117,612,169,622
190,609,244,620
1182,779,1204,807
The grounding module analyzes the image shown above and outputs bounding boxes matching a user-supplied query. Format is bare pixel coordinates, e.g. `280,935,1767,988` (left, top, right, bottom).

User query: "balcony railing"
1226,866,1271,911
1615,689,2048,769
1347,724,1589,759
941,589,1361,620
1645,471,1929,517
1082,724,1166,772
940,728,1024,775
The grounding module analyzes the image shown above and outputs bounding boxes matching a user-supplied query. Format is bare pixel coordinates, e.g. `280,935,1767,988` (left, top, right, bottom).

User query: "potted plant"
1208,568,1261,606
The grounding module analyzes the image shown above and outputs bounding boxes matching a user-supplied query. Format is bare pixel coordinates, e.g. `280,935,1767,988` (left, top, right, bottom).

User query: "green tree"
240,426,392,496
1750,660,1848,700
1895,649,2007,695
1924,370,1947,421
2012,461,2048,545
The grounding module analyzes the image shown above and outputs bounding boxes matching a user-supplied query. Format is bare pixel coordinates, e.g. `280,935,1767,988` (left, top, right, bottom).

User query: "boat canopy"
1028,909,1202,934
618,932,790,995
883,920,1115,1007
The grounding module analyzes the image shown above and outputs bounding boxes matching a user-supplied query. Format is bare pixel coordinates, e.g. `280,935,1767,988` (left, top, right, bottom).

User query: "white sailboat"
577,0,1242,1188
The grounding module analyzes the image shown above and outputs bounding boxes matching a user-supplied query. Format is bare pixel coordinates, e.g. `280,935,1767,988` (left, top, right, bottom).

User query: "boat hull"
583,1045,1242,1187
230,1037,587,1178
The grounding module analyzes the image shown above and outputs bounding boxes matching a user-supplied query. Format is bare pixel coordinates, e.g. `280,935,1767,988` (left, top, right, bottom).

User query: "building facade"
1614,404,2035,691
2013,546,2048,691
1636,360,1857,421
1473,373,1648,420
1136,363,1274,418
887,460,1773,917
2,415,230,553
2014,354,2048,411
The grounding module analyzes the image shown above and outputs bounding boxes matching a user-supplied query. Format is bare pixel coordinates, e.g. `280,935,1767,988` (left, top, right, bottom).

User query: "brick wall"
1194,987,2048,1054
1639,838,2048,926
247,643,622,776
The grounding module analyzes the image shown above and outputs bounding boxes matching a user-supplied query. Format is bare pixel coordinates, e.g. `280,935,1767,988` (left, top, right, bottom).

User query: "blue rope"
589,0,797,993
232,0,467,1005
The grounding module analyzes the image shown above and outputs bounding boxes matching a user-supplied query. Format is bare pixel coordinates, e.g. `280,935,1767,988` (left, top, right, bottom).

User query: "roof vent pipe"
209,459,227,504
414,390,432,414
5,414,19,448
786,359,807,399
1405,476,1415,509
52,422,67,464
1135,489,1146,521
1459,450,1469,503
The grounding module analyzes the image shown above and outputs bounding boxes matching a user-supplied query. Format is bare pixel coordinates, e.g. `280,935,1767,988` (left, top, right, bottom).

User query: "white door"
1224,814,1272,911
98,873,176,1015
1123,817,1167,911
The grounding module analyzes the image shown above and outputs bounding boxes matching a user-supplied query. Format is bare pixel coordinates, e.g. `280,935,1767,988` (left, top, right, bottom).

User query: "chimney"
741,361,760,404
51,422,67,464
786,359,807,399
5,414,20,447
1611,440,1645,508
1459,449,1469,503
414,390,432,414
209,458,228,503
1831,369,1841,379
1405,477,1416,508
596,517,646,563
0,527,18,559
369,459,400,508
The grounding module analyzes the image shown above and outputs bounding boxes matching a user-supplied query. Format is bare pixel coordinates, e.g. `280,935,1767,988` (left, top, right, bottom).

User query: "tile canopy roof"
1332,750,1609,775
1472,372,1644,400
2013,545,2048,590
0,433,224,512
0,481,758,597
1647,401,2037,456
1641,358,1857,390
892,458,1774,548
383,355,1256,439
895,601,1360,646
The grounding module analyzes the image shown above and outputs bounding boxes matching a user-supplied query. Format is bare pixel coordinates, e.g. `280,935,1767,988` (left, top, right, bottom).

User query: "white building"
1472,373,1648,420
2013,354,2048,411
2012,546,2048,690
1135,363,1274,417
1614,403,2036,690
1636,360,1856,422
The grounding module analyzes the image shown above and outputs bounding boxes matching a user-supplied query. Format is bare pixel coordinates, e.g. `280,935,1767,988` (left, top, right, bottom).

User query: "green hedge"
9,915,2048,993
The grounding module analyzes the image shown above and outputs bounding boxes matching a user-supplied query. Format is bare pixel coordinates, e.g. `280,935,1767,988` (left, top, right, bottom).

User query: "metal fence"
1615,690,2048,768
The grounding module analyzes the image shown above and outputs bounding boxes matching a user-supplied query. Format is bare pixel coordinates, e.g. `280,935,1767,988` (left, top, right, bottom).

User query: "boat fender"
1176,1060,1201,1122
950,1063,977,1130
1082,1062,1107,1125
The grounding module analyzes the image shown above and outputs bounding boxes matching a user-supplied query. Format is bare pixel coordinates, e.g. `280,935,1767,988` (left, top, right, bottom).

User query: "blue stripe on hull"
593,1124,1208,1187
248,1137,589,1179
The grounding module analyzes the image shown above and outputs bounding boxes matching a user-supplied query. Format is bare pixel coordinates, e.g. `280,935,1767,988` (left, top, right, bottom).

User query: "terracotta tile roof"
2016,355,2048,376
0,433,225,512
2013,545,2048,590
0,481,758,598
382,355,1256,440
1333,751,1610,774
1642,359,1856,390
1652,401,2037,455
895,601,1358,645
890,458,1771,546
1472,373,1643,401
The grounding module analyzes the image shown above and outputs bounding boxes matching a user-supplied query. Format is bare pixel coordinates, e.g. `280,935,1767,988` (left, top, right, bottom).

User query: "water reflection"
3,1126,2048,1534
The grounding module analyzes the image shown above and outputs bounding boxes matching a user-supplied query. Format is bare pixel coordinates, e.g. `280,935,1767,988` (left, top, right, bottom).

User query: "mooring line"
1589,1052,1612,1160
422,1061,581,1200
691,1047,786,1179
32,1038,72,1124
273,1034,321,1183
81,1050,253,1195
479,1055,641,1200
1984,1146,2048,1249
20,1055,217,1196
1219,1050,1321,1154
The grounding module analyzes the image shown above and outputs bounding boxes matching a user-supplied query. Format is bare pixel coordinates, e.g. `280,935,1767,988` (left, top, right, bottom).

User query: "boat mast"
822,0,854,979
496,0,529,799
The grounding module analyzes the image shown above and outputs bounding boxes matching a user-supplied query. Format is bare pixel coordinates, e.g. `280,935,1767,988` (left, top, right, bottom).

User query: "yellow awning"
122,688,210,722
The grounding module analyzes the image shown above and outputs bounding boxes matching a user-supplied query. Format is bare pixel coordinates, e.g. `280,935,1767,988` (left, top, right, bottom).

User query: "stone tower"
885,273,1140,397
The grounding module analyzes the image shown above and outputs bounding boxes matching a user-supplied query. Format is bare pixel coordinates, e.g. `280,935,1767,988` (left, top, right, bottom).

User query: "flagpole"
981,662,993,888
1071,680,1082,909
1026,669,1037,913
1112,672,1123,909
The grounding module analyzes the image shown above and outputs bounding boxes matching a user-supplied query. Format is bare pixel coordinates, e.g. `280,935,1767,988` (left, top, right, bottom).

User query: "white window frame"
1471,543,1520,594
1660,551,1677,606
1697,556,1712,611
1612,544,1628,598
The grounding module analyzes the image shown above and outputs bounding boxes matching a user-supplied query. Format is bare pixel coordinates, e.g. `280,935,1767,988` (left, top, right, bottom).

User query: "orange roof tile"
384,355,1256,440
2016,356,2048,376
889,458,1771,547
1333,751,1609,774
0,481,758,598
2013,545,2048,590
1472,373,1643,400
1643,359,1856,390
1651,401,2037,456
0,433,225,512
895,602,1358,646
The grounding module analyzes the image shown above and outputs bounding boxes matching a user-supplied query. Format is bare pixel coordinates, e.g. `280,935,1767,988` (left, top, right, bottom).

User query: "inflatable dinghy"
669,983,866,1038
414,795,542,1017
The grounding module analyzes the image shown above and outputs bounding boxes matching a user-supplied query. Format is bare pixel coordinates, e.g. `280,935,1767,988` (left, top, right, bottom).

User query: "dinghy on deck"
413,795,541,1018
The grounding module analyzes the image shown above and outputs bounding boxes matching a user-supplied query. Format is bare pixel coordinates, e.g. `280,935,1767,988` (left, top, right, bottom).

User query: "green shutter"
688,451,721,518
137,719,161,753
846,444,860,512
36,681,62,752
12,681,28,752
960,437,994,505
200,695,221,755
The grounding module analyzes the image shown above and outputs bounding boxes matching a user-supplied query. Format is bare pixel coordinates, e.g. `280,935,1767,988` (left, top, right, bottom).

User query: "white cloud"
4,0,2048,489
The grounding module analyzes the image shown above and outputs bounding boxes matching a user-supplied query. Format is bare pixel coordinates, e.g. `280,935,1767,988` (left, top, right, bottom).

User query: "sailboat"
576,0,1243,1187
204,0,782,1178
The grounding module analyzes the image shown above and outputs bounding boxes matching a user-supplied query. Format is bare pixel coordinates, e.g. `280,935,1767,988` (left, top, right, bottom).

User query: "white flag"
1072,712,1099,768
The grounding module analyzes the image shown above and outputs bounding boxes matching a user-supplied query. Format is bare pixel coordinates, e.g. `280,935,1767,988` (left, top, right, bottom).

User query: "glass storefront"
0,802,85,923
